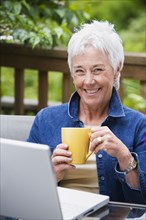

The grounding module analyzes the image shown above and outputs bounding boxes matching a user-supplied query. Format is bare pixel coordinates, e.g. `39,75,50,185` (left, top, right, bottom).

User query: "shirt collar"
108,88,125,117
68,91,80,120
68,87,125,119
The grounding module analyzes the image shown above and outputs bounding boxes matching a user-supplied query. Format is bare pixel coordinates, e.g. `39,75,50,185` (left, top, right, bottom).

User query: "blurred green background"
1,0,146,113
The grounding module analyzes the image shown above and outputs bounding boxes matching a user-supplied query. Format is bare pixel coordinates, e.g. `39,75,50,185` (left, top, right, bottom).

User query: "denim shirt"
27,88,146,204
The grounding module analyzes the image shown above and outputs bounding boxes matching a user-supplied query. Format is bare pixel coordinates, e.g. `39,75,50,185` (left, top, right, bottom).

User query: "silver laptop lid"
0,138,63,220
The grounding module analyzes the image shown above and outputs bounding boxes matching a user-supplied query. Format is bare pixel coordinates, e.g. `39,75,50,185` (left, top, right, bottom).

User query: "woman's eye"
93,68,104,74
75,69,85,76
76,69,82,72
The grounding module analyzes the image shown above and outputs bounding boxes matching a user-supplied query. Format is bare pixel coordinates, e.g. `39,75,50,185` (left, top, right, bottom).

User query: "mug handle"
86,151,94,160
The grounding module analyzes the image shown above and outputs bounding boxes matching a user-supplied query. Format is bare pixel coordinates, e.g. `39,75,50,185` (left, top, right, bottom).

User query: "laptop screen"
0,138,63,219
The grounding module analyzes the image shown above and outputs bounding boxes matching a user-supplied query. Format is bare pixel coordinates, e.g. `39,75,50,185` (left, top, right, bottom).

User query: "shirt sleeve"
115,151,146,204
115,152,140,190
26,111,41,143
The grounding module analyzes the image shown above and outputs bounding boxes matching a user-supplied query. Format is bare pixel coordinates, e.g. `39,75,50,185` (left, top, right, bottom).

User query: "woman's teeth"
85,89,99,94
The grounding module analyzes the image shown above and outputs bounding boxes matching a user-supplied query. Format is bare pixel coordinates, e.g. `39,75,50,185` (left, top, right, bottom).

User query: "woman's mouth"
84,88,101,95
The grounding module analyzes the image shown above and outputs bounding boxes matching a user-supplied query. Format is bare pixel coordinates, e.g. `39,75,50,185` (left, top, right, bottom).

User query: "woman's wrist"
121,156,137,174
118,151,133,171
124,157,137,173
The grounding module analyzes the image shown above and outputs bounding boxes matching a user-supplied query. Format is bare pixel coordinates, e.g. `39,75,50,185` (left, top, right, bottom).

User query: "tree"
0,0,91,48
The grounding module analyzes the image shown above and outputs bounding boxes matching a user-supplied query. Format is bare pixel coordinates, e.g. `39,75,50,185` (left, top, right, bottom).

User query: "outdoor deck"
0,43,146,115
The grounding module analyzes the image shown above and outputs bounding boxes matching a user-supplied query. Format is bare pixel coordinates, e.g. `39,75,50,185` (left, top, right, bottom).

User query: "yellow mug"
61,127,91,164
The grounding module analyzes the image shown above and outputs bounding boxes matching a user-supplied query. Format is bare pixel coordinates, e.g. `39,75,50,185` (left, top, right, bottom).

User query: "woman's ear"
114,62,122,80
114,71,119,81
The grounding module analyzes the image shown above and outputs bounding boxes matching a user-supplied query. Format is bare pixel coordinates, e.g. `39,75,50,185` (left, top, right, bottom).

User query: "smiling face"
72,47,119,111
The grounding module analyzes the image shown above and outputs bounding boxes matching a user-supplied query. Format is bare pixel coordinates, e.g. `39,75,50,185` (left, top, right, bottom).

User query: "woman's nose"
84,72,95,84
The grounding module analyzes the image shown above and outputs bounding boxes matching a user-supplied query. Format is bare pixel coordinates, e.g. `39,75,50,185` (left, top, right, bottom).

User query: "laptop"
0,138,109,220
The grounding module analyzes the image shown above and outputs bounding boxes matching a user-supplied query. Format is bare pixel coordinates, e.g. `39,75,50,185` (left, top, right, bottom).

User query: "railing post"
38,70,48,110
62,73,73,103
15,68,24,115
140,80,146,114
119,78,124,101
140,81,146,99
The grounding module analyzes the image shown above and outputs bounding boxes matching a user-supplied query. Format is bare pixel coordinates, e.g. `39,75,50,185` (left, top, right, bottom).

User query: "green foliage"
0,0,145,51
87,0,145,30
48,72,63,102
24,69,38,99
0,0,91,48
120,12,146,52
122,79,146,112
1,68,14,97
82,0,145,52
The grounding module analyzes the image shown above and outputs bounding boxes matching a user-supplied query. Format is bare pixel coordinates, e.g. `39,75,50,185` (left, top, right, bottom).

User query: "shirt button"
101,176,104,181
98,154,102,158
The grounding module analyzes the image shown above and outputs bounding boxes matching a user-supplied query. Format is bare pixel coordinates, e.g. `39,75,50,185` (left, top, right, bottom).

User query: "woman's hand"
90,126,132,170
51,144,75,182
90,126,139,189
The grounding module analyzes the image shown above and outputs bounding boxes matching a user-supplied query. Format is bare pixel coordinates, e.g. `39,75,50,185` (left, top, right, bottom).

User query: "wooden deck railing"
0,43,146,115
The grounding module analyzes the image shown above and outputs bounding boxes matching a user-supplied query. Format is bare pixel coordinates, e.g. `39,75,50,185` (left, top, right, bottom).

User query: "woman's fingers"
51,143,75,182
89,126,127,157
52,155,72,165
53,163,75,182
90,126,110,142
52,143,72,158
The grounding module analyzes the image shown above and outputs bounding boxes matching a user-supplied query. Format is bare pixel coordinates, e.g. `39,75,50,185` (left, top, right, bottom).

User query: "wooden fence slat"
38,71,48,110
38,70,48,110
62,73,73,103
118,78,124,101
15,68,24,115
140,81,146,99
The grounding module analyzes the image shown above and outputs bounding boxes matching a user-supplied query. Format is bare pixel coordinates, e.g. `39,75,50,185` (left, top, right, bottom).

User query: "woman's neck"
79,101,109,126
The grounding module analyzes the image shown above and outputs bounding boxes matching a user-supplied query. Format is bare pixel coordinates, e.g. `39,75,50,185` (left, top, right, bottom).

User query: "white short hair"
67,20,124,90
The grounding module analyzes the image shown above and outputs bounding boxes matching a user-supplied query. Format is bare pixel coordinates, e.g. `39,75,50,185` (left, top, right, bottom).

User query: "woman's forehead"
72,49,109,66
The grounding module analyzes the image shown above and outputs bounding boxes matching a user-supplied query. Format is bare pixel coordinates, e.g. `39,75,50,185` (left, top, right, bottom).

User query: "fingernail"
71,165,76,169
67,151,72,156
67,157,72,161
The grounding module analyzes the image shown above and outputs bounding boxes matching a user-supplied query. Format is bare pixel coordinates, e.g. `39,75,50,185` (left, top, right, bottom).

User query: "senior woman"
27,20,146,204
